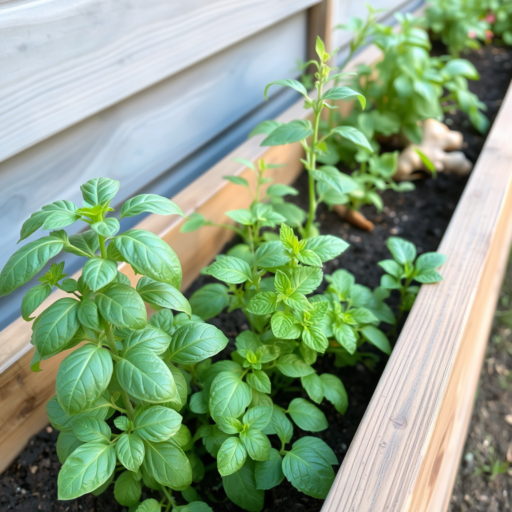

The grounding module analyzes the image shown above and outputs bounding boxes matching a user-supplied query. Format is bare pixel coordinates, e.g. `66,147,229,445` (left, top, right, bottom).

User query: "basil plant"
249,36,373,238
0,178,231,511
181,158,306,248
378,236,446,333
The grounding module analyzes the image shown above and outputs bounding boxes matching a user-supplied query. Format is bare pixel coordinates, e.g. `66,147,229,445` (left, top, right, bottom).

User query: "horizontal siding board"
0,0,318,163
0,12,307,327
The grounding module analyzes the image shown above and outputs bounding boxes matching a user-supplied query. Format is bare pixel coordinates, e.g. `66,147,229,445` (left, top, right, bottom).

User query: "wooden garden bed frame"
1,5,511,512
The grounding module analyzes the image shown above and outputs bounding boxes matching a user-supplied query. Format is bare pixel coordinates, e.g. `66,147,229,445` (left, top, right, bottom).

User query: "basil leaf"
293,436,338,465
90,218,120,238
301,373,324,404
243,406,272,431
72,417,111,443
136,499,161,512
116,348,177,403
276,354,315,378
189,391,209,414
56,344,113,416
137,276,190,315
142,439,192,490
190,283,230,320
271,311,300,339
217,437,248,476
204,256,252,284
240,430,271,461
96,283,147,329
331,125,373,151
165,364,188,411
247,371,271,394
47,394,110,431
120,194,184,219
58,442,116,499
81,177,120,206
66,230,100,258
114,230,182,288
361,325,391,355
209,371,252,421
302,325,329,353
415,269,443,283
387,236,416,264
217,417,244,435
123,327,172,355
282,438,335,499
222,460,264,512
114,470,142,506
149,309,174,334
271,407,293,444
82,257,117,292
134,406,182,442
21,284,51,321
323,86,366,108
305,235,349,262
254,242,289,268
77,297,101,331
116,433,145,472
168,323,228,365
56,430,83,464
287,398,328,432
181,502,213,512
0,237,63,296
255,448,284,490
415,252,446,272
247,292,278,315
261,120,313,146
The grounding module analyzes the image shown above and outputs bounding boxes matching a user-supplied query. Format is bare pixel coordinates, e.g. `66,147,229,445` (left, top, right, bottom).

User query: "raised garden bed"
1,40,512,512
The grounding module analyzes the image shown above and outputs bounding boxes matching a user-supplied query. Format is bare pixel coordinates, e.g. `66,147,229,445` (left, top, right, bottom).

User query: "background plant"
378,236,446,333
181,158,306,248
423,0,490,57
249,36,372,238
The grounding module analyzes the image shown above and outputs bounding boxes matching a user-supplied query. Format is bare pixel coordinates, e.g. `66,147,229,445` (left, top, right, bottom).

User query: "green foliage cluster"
424,0,491,56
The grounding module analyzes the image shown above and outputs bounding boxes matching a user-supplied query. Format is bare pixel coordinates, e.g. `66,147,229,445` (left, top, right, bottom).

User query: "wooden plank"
0,12,307,277
0,0,319,163
322,81,512,512
308,0,335,55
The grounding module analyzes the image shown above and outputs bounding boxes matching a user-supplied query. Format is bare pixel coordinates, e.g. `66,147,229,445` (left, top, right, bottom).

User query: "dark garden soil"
2,43,511,512
448,253,512,512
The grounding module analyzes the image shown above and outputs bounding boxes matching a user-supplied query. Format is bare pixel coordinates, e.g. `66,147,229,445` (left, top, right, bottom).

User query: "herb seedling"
473,445,510,480
317,151,415,215
250,36,372,238
181,158,306,248
378,237,446,333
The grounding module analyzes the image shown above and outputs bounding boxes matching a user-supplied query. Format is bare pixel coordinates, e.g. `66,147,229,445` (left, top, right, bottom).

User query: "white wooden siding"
0,0,318,163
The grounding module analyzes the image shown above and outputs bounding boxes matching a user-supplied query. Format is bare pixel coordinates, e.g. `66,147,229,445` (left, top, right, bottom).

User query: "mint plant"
378,237,446,333
0,178,231,511
250,36,372,238
181,158,306,247
317,151,414,215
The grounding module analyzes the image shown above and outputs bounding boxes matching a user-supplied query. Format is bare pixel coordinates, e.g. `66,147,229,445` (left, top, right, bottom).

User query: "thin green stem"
161,487,176,508
99,235,107,259
106,326,135,420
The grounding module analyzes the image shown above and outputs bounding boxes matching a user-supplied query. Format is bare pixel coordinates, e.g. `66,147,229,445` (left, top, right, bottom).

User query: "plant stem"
99,235,107,259
106,326,135,420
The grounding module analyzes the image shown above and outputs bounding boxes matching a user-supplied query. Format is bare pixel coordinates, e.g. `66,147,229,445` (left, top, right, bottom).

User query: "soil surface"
2,44,511,512
448,255,512,512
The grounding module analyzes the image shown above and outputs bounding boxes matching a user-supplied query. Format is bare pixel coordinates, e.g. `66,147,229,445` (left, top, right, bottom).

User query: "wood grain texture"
0,0,318,163
0,88,307,475
308,0,335,55
0,12,307,274
322,81,512,512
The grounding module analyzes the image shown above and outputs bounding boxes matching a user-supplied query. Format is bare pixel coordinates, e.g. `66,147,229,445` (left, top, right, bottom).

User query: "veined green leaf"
116,348,177,403
81,177,120,207
134,406,182,442
142,439,192,490
56,344,113,416
90,218,120,238
33,298,80,359
222,460,264,512
0,237,63,296
240,430,271,461
305,235,349,262
276,354,314,378
58,442,116,499
331,126,373,152
218,437,248,476
190,283,230,320
72,417,111,443
124,327,172,355
116,433,145,472
287,398,328,432
323,86,366,109
114,230,182,288
82,257,117,292
96,283,147,330
209,371,252,421
261,120,313,147
21,284,51,321
120,194,185,219
321,373,348,414
264,79,309,100
255,448,284,490
204,256,252,284
114,470,142,506
168,323,228,365
137,276,191,315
